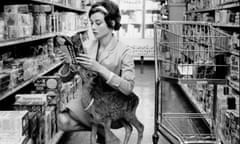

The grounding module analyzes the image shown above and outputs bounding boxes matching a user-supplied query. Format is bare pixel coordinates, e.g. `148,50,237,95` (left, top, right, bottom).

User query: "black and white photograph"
0,0,239,144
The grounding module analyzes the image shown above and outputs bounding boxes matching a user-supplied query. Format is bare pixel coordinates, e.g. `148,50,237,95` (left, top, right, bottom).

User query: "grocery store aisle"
58,62,209,144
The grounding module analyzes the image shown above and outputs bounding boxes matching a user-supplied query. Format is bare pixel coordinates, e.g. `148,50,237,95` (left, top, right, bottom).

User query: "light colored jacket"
85,36,135,95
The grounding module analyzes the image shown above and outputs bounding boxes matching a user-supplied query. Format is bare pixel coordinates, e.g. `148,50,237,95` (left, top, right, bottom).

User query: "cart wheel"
152,133,159,144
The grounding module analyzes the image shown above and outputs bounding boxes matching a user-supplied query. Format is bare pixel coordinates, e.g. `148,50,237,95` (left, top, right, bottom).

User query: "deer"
55,34,144,144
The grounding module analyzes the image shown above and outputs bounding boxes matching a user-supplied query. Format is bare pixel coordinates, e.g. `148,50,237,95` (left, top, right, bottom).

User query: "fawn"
56,34,144,144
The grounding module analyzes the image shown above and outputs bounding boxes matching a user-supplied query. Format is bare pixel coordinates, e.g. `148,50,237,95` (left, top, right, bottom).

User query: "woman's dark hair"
88,0,121,31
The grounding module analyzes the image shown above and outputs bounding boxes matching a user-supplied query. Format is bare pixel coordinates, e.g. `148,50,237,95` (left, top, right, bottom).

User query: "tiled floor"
59,62,209,144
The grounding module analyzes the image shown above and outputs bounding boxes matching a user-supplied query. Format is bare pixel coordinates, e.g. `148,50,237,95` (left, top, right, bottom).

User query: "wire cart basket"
152,21,231,144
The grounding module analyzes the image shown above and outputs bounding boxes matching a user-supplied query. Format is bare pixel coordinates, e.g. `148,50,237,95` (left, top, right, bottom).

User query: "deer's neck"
81,78,95,110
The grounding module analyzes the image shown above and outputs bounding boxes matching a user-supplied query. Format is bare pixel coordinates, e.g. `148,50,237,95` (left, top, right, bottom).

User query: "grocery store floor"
58,62,210,144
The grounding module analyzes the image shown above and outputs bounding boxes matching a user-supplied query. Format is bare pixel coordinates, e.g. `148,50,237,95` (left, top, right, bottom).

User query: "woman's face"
90,12,112,40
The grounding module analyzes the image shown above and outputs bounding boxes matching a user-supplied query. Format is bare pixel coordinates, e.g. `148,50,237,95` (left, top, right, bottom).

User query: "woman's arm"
76,48,135,95
104,49,135,95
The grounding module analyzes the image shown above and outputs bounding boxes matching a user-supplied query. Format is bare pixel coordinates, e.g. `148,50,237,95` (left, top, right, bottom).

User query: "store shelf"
57,27,89,36
186,1,239,14
179,83,212,126
0,61,63,101
30,0,53,5
218,0,240,9
134,56,154,61
29,0,87,13
212,23,240,28
186,8,216,14
231,50,240,56
146,9,161,13
228,77,240,92
0,27,89,48
121,9,142,11
48,131,64,144
121,23,142,25
52,2,87,13
3,0,87,13
0,33,56,48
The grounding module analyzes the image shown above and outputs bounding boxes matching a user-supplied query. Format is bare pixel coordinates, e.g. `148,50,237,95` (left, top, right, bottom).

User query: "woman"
57,0,135,144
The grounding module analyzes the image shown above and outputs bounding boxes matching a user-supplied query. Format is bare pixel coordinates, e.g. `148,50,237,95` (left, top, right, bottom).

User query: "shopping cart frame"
152,21,230,144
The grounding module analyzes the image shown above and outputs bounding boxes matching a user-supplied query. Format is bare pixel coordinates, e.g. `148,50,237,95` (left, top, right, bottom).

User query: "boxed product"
14,98,46,114
33,13,47,35
5,67,24,89
0,111,29,141
6,25,33,39
15,94,48,105
4,13,33,26
33,76,62,105
34,76,62,92
230,55,239,82
0,18,4,40
31,5,52,13
0,72,10,93
4,5,29,13
53,0,63,4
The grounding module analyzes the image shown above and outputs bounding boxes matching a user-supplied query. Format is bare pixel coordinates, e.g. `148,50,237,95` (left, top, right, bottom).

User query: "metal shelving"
0,61,63,101
186,0,240,14
0,1,89,143
0,28,88,48
228,77,240,92
212,23,240,28
0,33,56,48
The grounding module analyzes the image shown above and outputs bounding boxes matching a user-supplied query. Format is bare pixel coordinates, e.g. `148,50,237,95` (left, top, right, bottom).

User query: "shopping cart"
152,21,231,144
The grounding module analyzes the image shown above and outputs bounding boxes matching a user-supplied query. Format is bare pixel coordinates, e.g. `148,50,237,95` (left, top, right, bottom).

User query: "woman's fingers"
76,54,92,62
78,54,90,58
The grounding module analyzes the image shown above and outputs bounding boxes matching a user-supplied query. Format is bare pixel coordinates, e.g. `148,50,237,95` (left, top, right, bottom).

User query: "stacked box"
4,67,24,89
14,94,46,114
3,6,33,39
53,0,63,4
33,76,62,107
4,14,32,26
14,94,57,144
4,5,29,13
0,111,29,143
230,55,239,83
0,72,10,93
70,0,82,9
33,13,47,35
0,17,4,40
4,13,33,39
31,5,52,13
56,12,88,33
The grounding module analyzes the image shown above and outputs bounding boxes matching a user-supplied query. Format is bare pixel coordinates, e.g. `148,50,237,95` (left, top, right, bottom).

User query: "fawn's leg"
104,119,121,144
121,120,133,144
91,124,98,144
128,116,144,144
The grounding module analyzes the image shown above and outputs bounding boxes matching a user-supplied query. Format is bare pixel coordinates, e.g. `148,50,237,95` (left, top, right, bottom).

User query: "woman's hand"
75,54,102,72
